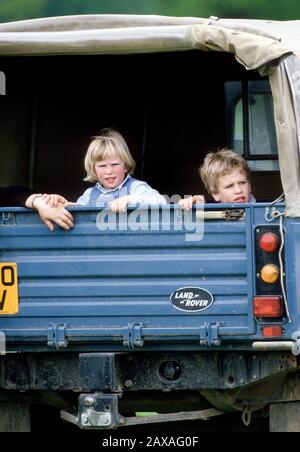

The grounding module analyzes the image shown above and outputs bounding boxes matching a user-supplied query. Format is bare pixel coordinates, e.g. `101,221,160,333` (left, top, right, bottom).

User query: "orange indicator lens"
260,264,279,284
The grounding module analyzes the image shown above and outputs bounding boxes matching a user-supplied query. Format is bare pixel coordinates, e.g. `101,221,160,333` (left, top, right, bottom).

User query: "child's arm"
41,194,68,207
109,195,132,213
25,194,74,231
42,194,77,207
124,181,167,206
109,182,167,212
178,195,205,210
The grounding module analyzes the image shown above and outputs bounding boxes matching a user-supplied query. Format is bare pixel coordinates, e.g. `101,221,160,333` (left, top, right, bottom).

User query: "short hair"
84,128,136,182
199,149,251,195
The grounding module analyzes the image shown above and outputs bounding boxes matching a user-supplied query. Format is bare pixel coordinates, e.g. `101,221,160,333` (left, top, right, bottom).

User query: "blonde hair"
84,128,136,182
199,149,251,195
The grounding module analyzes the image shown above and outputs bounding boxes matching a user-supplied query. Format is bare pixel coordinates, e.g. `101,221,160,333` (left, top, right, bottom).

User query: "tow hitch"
60,393,224,430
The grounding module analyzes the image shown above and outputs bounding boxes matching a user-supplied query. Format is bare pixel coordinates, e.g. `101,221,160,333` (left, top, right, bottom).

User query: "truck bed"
0,204,288,352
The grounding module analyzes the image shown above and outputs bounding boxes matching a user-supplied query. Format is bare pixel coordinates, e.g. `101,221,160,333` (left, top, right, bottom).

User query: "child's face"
212,168,251,203
95,155,127,189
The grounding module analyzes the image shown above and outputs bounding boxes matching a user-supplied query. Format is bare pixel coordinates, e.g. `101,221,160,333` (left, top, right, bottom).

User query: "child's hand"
32,197,74,231
178,195,205,211
42,194,68,207
109,195,132,213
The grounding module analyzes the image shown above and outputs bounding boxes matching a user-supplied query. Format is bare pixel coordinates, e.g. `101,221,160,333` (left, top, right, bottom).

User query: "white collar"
96,174,131,194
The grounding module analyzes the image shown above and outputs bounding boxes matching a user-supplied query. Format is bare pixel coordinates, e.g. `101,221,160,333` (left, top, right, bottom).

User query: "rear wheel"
270,401,300,432
0,402,30,432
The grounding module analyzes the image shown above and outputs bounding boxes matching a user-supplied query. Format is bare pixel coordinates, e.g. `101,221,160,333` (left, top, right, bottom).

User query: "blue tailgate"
0,205,255,350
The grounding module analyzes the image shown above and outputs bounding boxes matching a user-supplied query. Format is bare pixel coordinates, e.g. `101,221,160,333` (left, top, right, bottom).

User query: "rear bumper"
0,350,296,392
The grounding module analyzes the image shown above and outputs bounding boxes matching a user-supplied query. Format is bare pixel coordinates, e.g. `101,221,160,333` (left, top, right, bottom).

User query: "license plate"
0,263,19,315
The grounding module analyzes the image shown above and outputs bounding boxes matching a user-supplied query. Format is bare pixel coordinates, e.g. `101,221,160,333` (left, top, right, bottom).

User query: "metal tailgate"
0,205,255,350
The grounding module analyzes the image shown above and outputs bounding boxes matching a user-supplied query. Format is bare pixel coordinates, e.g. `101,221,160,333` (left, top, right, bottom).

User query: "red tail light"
253,296,283,317
262,326,284,337
258,232,279,253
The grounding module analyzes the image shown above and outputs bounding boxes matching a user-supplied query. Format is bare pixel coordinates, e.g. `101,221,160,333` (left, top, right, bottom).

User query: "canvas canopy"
0,14,300,215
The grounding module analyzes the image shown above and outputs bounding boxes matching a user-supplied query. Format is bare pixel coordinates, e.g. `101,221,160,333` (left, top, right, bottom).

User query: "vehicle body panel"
1,15,300,430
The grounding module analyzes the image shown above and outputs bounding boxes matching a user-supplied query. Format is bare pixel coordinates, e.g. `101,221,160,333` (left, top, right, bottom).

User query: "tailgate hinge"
47,323,69,350
199,322,221,347
123,323,144,349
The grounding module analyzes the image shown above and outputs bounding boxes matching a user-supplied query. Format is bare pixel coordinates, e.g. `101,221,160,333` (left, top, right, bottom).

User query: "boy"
179,149,255,210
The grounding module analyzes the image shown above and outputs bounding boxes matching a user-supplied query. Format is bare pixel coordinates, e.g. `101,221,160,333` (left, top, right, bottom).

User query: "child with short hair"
179,149,255,210
77,128,166,212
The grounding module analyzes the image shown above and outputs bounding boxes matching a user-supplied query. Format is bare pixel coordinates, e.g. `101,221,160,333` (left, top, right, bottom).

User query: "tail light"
255,226,282,297
253,296,283,317
254,226,285,323
260,264,279,284
261,326,284,337
259,232,279,253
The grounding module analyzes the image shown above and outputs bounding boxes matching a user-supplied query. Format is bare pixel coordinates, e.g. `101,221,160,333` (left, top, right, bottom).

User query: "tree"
0,0,299,23
0,0,48,22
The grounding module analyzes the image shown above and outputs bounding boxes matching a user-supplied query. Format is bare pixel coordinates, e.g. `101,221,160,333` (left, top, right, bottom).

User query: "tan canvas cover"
0,15,299,215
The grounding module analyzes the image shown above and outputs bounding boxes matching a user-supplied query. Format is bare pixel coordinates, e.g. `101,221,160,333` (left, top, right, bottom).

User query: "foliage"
0,0,47,21
0,0,299,22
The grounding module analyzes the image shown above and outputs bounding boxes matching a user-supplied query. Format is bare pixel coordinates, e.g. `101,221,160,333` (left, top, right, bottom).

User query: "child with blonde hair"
77,128,166,212
179,149,255,210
